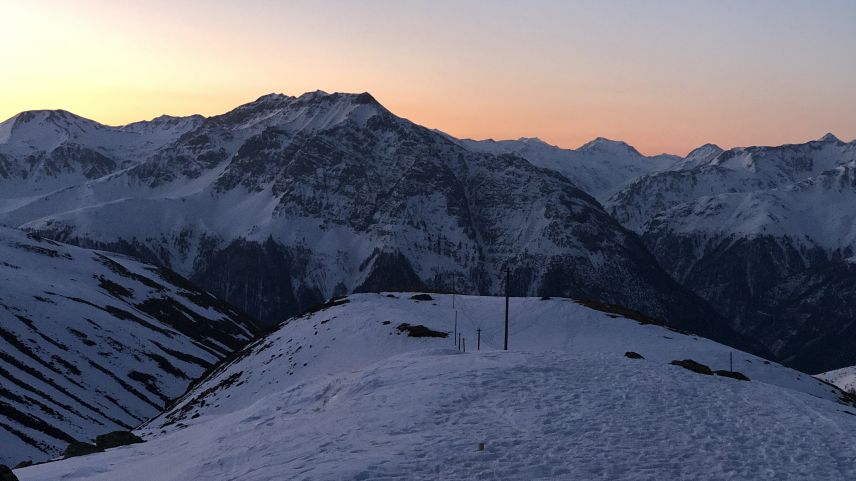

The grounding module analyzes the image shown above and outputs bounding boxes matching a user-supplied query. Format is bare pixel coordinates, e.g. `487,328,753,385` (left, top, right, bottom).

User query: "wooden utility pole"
504,267,510,351
477,328,481,351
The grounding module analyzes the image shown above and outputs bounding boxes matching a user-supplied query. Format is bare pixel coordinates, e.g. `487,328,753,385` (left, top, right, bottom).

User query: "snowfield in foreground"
17,294,856,480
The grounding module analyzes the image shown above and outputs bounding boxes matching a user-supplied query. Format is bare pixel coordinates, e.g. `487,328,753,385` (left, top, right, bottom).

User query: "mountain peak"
817,132,841,143
579,137,641,156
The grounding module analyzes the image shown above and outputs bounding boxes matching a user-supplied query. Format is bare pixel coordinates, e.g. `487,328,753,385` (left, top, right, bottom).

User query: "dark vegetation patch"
63,441,103,459
409,294,433,301
128,370,170,405
14,314,69,351
14,460,32,469
714,370,750,381
135,298,244,354
0,362,91,421
624,351,644,359
0,385,64,420
152,341,213,370
145,352,189,380
32,295,54,304
0,419,49,456
87,360,162,412
670,359,713,375
52,355,81,376
67,328,96,346
95,430,143,450
0,399,76,444
96,276,134,299
95,255,164,290
396,323,448,338
577,299,689,335
0,326,77,382
14,243,72,260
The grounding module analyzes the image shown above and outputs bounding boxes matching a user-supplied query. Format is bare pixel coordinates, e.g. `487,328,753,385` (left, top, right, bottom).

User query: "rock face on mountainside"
608,135,856,372
0,227,260,466
0,92,734,347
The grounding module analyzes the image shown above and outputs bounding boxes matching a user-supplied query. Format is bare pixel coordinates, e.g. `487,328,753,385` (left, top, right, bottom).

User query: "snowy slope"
16,293,856,480
818,366,856,394
0,91,731,348
0,226,261,466
459,136,679,201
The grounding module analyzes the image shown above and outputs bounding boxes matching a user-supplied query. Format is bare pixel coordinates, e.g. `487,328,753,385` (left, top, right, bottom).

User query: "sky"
1,0,855,155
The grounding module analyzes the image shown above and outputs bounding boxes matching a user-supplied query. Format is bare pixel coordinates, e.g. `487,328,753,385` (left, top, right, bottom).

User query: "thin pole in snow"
477,328,481,351
453,311,457,345
504,267,510,351
463,337,466,353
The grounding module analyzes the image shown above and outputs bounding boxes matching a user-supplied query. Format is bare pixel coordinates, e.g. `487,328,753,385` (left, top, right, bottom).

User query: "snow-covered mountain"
459,136,679,201
818,365,856,394
0,226,260,466
16,294,856,480
607,134,856,373
0,92,737,349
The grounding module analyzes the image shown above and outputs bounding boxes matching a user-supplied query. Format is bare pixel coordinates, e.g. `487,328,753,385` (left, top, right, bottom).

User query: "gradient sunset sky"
2,0,855,155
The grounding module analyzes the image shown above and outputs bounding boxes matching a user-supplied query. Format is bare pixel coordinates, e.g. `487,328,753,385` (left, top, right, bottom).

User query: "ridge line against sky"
2,0,855,156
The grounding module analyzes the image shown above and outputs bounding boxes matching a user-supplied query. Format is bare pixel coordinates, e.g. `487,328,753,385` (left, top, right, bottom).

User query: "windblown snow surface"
16,294,856,480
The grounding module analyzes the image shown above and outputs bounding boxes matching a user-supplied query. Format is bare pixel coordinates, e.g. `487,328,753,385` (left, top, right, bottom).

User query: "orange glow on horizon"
2,1,854,156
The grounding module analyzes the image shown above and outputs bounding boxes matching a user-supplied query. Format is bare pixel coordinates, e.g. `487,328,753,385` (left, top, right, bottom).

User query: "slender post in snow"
504,267,510,351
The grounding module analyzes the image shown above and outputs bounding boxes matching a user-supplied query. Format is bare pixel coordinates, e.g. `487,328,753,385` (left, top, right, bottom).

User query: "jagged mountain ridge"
607,135,856,372
0,92,739,350
0,226,261,466
458,136,680,201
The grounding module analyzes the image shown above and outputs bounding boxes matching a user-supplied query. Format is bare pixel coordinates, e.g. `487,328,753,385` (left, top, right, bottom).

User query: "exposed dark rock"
670,359,713,375
714,370,750,381
624,351,644,359
0,465,18,481
95,431,144,450
396,323,448,338
409,294,433,301
63,441,103,458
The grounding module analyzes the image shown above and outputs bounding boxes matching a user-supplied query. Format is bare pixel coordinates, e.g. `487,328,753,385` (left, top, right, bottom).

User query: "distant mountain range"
1,91,854,374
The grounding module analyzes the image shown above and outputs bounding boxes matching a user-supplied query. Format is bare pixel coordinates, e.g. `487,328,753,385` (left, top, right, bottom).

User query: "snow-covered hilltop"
16,294,856,480
0,227,260,466
0,91,735,351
